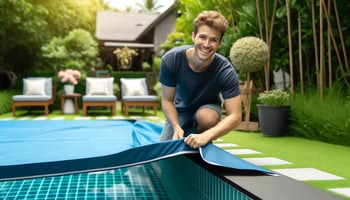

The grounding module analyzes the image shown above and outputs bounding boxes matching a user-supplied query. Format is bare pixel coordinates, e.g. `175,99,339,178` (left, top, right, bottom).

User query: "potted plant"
113,46,138,70
257,89,290,136
229,36,268,131
58,69,81,94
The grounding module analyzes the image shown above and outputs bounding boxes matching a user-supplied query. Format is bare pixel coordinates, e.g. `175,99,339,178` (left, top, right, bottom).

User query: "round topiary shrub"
229,36,268,73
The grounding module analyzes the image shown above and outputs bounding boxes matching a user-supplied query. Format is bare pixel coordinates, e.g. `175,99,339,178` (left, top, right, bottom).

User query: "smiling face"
191,25,221,63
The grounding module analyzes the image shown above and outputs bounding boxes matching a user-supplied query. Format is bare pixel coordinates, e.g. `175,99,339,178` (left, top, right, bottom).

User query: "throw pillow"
121,78,146,96
24,79,46,95
87,79,108,95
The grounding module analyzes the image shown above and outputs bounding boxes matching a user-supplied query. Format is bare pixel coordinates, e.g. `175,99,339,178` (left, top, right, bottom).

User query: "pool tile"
329,187,350,198
272,168,344,181
214,143,238,148
243,157,291,166
0,164,169,199
225,149,261,155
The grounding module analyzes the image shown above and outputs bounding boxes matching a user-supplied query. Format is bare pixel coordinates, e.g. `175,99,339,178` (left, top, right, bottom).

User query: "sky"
104,0,175,12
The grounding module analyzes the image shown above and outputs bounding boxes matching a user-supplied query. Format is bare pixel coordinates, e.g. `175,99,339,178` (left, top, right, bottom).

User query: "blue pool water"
0,164,168,200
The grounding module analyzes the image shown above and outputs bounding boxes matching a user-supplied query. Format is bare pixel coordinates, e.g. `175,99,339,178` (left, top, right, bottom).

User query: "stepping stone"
33,116,48,120
226,149,261,155
112,116,127,120
243,157,291,166
96,116,108,120
18,117,32,120
329,188,350,198
145,116,161,121
0,118,13,121
215,143,239,148
273,168,344,181
50,116,65,120
130,116,144,120
74,116,92,120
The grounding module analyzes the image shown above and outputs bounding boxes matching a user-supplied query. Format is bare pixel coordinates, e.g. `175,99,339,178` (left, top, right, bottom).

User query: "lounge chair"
82,77,117,116
120,77,158,117
12,77,54,117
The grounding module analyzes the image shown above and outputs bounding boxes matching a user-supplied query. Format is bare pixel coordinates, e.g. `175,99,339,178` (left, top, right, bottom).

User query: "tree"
136,0,164,13
0,0,47,74
41,29,99,72
0,0,108,75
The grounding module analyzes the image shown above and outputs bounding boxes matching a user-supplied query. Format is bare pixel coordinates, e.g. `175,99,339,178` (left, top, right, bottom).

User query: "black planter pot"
257,104,290,136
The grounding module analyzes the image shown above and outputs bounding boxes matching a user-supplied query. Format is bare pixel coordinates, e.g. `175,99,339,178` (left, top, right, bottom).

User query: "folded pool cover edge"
0,120,274,181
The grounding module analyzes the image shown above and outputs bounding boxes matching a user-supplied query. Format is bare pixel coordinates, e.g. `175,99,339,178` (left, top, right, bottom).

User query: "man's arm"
184,95,242,148
161,84,184,139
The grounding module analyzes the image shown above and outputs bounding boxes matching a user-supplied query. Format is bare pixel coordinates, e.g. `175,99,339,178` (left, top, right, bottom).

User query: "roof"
95,11,160,42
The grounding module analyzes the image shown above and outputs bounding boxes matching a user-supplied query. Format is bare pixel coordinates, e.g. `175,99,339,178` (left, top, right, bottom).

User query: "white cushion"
23,77,52,96
121,78,147,96
86,77,114,95
87,79,108,95
23,79,46,95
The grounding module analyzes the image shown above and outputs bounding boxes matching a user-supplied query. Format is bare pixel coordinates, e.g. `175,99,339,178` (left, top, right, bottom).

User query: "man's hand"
184,133,212,149
172,125,184,140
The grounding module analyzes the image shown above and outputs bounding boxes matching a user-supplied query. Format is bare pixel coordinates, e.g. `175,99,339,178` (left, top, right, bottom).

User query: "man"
159,11,242,148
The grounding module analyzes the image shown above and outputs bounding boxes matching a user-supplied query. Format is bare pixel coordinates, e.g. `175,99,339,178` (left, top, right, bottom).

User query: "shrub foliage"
290,86,350,146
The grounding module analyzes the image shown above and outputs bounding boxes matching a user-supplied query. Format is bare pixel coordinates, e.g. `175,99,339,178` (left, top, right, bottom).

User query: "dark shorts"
159,104,222,141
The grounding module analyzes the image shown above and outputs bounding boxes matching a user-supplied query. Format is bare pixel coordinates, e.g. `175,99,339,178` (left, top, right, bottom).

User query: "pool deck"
186,154,342,200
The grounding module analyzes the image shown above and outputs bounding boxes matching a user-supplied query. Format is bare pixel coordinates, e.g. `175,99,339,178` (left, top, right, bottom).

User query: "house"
95,4,177,71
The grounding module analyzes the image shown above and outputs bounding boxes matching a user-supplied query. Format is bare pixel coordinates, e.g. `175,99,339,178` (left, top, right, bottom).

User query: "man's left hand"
184,133,211,149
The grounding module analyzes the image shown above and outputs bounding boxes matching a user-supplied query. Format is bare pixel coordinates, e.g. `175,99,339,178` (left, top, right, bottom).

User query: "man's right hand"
172,125,184,139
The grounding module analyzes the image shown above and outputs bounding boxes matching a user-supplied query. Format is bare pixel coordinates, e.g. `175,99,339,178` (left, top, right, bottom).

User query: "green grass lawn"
1,108,349,199
218,131,350,199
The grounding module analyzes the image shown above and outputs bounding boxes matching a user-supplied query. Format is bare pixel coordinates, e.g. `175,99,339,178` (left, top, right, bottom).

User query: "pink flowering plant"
58,69,81,85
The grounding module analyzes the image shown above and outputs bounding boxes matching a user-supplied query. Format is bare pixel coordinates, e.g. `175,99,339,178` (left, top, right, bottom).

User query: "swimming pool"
0,120,338,199
0,157,253,200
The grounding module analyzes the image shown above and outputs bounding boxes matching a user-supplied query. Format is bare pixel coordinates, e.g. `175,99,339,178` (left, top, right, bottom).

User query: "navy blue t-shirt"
159,45,240,113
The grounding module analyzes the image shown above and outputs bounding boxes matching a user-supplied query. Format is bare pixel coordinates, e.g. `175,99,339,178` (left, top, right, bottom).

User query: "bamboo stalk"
263,0,270,90
286,0,294,96
311,0,320,89
228,0,236,35
321,0,349,87
256,0,263,38
298,11,304,94
267,0,278,90
333,0,349,72
327,0,332,87
268,0,278,50
320,0,324,100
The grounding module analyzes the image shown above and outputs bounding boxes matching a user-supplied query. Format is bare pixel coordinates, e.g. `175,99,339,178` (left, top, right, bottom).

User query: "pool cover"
0,120,273,181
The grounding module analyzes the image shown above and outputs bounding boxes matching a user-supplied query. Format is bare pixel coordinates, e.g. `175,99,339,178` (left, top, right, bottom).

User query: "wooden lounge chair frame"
82,101,116,116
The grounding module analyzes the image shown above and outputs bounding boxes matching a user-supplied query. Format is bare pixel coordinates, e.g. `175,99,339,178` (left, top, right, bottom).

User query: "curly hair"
193,11,229,40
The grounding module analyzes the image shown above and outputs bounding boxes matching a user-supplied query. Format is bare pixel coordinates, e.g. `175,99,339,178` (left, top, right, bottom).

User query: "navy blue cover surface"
0,120,273,180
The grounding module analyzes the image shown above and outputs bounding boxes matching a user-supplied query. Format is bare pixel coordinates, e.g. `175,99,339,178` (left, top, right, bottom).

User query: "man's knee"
195,108,220,132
